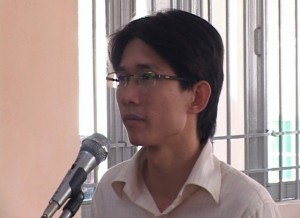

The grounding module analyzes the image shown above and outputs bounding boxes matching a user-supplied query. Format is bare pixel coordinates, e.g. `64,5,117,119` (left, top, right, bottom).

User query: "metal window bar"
207,0,212,23
151,0,156,12
259,0,269,190
244,0,251,176
92,0,98,183
294,0,299,200
278,0,283,201
225,0,232,165
243,0,269,191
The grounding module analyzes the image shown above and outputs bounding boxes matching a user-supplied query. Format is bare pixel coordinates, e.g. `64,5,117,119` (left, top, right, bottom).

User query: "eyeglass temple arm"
106,77,119,82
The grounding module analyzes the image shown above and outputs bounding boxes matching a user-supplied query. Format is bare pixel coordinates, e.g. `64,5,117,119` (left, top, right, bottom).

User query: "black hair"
109,9,224,146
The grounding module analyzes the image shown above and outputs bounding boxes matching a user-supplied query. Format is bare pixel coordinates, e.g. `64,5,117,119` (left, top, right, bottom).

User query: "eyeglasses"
106,71,189,88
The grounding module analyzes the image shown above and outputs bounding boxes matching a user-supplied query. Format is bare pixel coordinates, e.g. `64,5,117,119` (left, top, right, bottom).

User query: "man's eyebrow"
117,63,158,72
135,64,155,70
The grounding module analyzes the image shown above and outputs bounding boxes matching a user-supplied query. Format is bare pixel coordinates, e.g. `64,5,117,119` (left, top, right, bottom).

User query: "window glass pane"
95,0,107,137
280,2,297,182
79,0,108,187
266,0,280,182
282,169,296,182
231,138,245,171
95,0,108,180
213,0,227,137
79,0,94,135
213,1,245,137
213,140,227,163
269,170,279,183
228,1,245,136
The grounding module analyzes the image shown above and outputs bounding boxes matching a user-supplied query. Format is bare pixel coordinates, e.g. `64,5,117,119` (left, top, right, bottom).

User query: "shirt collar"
111,148,145,199
111,140,221,204
183,140,221,203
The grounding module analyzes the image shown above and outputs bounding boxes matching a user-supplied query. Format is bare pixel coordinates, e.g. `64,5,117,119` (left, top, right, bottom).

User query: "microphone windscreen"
81,133,108,164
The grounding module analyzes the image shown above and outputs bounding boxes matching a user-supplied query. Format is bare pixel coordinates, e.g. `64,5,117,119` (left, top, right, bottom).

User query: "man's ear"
188,81,211,114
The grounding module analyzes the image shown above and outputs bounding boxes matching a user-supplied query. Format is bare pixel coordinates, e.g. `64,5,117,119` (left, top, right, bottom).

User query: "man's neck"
142,143,202,212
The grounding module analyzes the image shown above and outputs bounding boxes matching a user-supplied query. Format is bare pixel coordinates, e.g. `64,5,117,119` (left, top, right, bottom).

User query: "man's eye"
141,72,156,80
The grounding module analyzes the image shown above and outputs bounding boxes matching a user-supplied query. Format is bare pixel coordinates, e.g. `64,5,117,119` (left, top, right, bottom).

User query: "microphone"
41,133,108,218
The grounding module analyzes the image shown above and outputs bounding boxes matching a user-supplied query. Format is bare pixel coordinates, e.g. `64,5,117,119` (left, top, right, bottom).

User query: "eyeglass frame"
106,71,190,88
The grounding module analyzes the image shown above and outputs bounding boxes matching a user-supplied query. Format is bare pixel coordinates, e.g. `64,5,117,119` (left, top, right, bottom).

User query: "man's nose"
117,83,140,105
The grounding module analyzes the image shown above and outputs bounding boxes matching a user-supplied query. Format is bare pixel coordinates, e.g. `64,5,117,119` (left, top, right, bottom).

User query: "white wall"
278,200,300,218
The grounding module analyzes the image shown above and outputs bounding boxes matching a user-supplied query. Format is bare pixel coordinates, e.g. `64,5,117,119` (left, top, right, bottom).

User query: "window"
265,0,300,200
78,0,107,204
79,0,300,205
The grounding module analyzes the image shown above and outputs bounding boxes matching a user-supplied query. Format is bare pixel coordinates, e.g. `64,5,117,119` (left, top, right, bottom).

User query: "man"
91,9,281,217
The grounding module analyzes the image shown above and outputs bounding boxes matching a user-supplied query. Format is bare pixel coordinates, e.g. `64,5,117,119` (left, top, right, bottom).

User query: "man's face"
116,39,195,147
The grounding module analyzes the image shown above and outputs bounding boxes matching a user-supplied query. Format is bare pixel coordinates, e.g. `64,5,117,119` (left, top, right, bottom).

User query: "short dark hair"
109,9,224,145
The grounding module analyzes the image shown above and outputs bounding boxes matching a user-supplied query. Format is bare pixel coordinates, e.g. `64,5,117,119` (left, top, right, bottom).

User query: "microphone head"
81,133,108,164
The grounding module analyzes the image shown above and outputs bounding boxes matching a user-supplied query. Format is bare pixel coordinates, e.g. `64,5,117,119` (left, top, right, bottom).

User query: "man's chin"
128,139,143,146
127,135,145,147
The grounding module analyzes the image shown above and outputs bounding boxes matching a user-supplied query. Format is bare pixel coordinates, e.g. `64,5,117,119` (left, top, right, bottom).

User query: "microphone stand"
59,191,85,218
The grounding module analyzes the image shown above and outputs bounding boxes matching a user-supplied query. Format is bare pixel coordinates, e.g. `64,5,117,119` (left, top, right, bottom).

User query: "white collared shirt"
91,141,281,218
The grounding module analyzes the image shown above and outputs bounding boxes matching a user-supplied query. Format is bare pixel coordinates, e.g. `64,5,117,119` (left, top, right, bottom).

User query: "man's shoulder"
218,160,281,217
219,160,274,203
100,159,131,184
